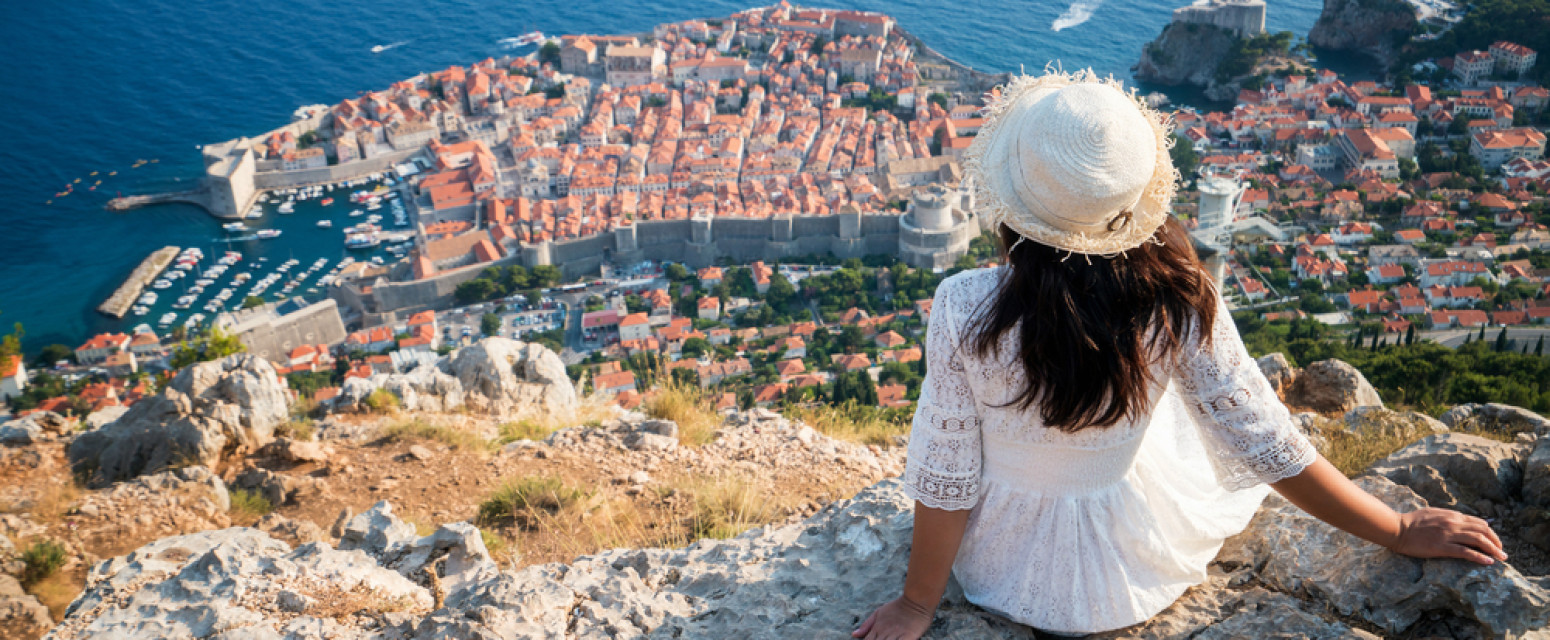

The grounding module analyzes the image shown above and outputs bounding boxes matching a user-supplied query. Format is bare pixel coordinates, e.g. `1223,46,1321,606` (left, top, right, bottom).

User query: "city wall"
252,148,424,191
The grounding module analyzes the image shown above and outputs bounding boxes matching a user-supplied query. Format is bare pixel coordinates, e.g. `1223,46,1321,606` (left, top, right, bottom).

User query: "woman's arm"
1271,455,1506,565
853,503,971,640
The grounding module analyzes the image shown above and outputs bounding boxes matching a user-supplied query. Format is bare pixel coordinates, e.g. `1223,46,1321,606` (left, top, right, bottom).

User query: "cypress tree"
1371,332,1380,351
1495,327,1509,352
1479,325,1487,342
1405,324,1415,346
1536,335,1544,357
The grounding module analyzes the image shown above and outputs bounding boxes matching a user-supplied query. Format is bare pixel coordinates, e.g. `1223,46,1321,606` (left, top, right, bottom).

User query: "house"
697,266,723,288
750,261,774,293
1453,50,1494,85
776,336,806,360
1488,41,1537,78
752,382,788,407
0,356,25,402
1420,261,1490,288
874,330,906,349
775,358,806,378
593,370,638,395
833,353,872,372
877,384,910,408
878,347,922,364
75,333,132,366
397,324,437,353
284,344,336,373
618,312,652,342
1428,310,1489,328
345,326,396,353
697,296,720,321
1394,229,1425,244
1366,263,1406,285
1239,278,1268,302
1470,128,1546,170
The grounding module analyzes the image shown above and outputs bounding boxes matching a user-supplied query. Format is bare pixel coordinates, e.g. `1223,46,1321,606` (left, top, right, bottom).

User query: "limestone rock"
1524,437,1550,509
1133,22,1238,92
67,355,290,487
0,574,53,640
83,406,128,431
1220,475,1549,636
1342,405,1448,439
48,528,432,639
1367,433,1526,511
445,337,576,416
254,513,326,547
233,466,295,508
0,412,73,446
336,366,465,414
271,438,328,464
1308,0,1419,67
1441,403,1550,437
1255,353,1295,396
1285,358,1383,414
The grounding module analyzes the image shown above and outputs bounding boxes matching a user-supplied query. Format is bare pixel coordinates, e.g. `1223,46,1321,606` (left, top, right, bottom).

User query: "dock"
98,246,181,319
106,189,209,212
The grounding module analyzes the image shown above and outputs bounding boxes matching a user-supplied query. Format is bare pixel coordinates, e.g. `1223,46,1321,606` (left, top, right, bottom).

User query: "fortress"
1172,0,1266,38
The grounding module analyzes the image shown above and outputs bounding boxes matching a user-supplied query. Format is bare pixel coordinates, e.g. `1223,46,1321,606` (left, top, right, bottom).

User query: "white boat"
158,313,178,326
256,229,282,239
223,222,248,232
131,305,149,316
278,201,296,214
138,292,158,305
349,209,365,217
152,279,173,289
317,220,333,228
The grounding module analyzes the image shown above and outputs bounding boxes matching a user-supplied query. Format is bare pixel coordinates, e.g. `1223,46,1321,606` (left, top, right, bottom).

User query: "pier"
106,188,212,213
98,246,181,319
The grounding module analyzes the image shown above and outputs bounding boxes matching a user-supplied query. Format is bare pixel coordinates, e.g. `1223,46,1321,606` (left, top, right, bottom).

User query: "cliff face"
1133,23,1244,102
1308,0,1418,67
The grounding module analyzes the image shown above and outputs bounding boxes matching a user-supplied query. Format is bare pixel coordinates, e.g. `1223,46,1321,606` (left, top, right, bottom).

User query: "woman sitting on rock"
854,69,1506,640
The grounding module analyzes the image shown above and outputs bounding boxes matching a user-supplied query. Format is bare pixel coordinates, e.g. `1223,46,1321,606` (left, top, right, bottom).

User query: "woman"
853,70,1506,640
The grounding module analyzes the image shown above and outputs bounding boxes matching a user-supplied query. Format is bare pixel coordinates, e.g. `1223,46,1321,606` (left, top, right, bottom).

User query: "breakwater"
106,189,211,213
97,246,180,319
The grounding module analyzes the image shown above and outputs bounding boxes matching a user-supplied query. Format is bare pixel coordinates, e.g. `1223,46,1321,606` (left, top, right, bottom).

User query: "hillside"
1308,0,1419,68
1135,24,1302,101
0,342,1547,638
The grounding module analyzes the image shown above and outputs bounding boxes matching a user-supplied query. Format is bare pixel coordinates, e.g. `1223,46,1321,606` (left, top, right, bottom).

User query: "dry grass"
363,389,401,414
496,419,551,445
480,529,517,567
276,419,316,442
686,475,793,540
304,582,424,621
785,402,911,447
381,418,490,452
27,568,80,620
643,379,719,446
476,475,595,529
28,481,82,527
1316,410,1526,477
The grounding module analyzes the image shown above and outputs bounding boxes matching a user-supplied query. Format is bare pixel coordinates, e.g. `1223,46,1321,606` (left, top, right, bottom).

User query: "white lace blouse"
903,267,1316,634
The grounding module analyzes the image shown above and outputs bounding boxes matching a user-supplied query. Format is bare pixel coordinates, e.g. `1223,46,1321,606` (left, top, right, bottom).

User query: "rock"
1342,406,1448,439
67,355,290,487
0,574,52,640
234,466,294,508
336,366,466,414
628,470,652,485
254,513,327,547
329,508,354,539
272,438,328,464
446,337,576,416
1524,438,1550,510
1441,403,1550,437
1132,22,1249,101
49,528,433,639
83,406,128,430
0,411,73,445
1219,475,1549,637
1308,0,1419,68
623,431,677,452
1255,353,1295,396
406,445,434,461
1367,434,1525,511
1285,359,1383,414
637,419,679,438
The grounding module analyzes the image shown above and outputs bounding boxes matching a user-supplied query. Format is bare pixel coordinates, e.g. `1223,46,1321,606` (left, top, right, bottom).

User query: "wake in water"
1051,0,1100,31
370,41,409,54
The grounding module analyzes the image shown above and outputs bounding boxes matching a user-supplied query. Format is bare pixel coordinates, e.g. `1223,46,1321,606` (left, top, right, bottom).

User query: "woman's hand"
852,595,935,640
1388,507,1507,565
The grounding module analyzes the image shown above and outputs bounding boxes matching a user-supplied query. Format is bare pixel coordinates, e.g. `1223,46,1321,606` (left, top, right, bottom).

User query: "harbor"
97,246,181,319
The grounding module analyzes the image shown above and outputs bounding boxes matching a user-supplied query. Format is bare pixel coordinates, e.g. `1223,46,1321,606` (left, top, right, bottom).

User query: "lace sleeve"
903,282,983,511
1172,293,1317,491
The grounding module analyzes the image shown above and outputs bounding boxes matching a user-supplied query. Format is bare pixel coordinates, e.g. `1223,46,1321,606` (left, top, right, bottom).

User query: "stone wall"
252,148,424,191
219,299,348,363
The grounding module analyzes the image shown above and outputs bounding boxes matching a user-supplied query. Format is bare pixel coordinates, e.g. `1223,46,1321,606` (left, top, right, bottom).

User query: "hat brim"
966,69,1181,256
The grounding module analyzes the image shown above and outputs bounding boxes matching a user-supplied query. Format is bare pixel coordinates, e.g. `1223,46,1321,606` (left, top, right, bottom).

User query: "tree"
1495,327,1510,352
1448,115,1469,136
1479,325,1487,342
664,263,689,282
34,344,72,367
170,327,247,369
242,296,267,309
539,41,561,66
1170,135,1200,178
1536,335,1544,357
481,313,501,337
1404,324,1416,346
681,337,710,359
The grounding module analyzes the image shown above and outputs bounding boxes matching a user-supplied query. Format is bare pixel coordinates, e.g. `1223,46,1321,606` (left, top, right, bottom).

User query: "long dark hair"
967,217,1216,431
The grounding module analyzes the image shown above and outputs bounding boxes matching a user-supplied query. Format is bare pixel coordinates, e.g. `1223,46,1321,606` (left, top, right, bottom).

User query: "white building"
1453,50,1494,84
1489,41,1537,78
1470,128,1547,170
0,356,25,403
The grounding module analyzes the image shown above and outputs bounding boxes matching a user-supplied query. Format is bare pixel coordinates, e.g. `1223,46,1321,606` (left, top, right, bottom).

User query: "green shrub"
230,489,274,518
496,419,550,445
382,419,488,451
477,476,591,528
20,539,68,587
364,389,400,413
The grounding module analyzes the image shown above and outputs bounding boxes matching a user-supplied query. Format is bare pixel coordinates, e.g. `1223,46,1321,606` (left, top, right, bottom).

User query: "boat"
317,220,333,228
223,222,248,232
152,279,173,290
370,41,407,54
321,197,334,206
366,202,382,211
514,31,545,46
256,229,282,239
278,201,296,214
158,313,178,327
345,233,382,249
131,305,149,316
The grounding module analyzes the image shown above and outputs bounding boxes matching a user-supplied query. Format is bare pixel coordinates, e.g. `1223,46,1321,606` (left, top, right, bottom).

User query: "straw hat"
965,69,1180,256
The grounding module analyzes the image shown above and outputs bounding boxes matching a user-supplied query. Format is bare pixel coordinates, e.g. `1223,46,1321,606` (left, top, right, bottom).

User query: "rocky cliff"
1135,22,1242,101
1307,0,1419,68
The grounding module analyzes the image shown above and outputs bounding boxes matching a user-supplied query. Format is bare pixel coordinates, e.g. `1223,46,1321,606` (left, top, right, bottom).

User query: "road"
1416,326,1550,350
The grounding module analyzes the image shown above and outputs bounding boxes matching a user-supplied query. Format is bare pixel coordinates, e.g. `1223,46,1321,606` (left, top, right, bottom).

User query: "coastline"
97,246,180,319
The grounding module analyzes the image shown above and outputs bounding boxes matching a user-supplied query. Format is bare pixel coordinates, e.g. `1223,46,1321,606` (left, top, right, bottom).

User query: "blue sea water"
0,0,1324,353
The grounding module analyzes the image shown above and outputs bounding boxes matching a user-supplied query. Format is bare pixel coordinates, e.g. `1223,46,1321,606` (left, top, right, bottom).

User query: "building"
619,312,652,341
1334,128,1412,179
1453,50,1495,85
605,45,665,87
593,370,637,395
697,296,721,320
560,36,599,74
280,147,327,171
215,298,348,364
0,356,25,402
1470,128,1547,171
1488,41,1537,78
1171,0,1266,37
75,333,132,366
1196,176,1243,229
898,185,978,270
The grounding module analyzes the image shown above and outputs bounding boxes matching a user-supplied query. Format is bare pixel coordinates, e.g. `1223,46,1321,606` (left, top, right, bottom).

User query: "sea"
0,0,1336,353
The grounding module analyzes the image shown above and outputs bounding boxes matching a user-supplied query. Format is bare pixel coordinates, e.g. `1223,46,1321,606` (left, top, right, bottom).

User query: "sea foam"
1051,0,1101,31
